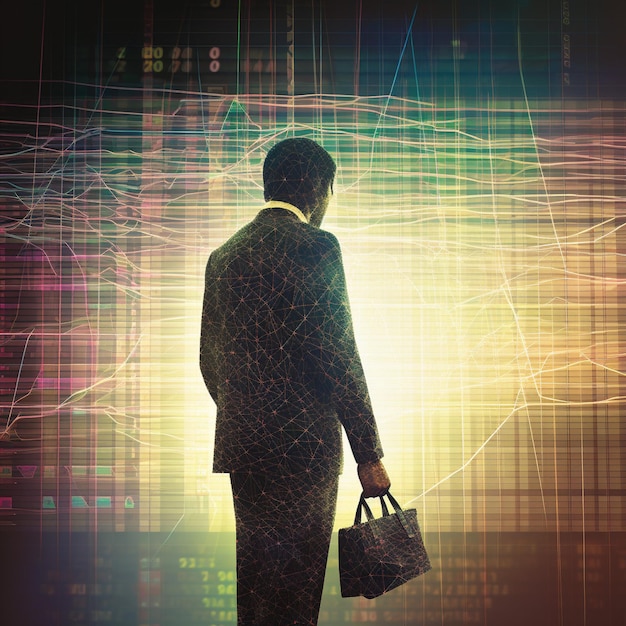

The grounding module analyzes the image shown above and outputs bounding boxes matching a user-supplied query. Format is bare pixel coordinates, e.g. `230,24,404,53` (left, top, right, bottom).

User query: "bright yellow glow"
11,94,623,536
167,95,624,534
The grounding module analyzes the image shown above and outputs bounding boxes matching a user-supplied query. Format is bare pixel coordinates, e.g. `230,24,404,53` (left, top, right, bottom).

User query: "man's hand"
358,459,391,498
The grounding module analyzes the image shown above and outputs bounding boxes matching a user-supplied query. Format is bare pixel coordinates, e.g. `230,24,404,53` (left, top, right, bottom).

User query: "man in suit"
200,138,390,625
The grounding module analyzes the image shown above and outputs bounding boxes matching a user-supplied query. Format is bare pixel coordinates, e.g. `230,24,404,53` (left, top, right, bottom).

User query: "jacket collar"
260,201,308,223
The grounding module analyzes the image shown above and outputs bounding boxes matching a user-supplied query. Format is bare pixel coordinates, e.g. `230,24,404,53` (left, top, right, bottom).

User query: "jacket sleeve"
199,254,219,403
311,233,384,464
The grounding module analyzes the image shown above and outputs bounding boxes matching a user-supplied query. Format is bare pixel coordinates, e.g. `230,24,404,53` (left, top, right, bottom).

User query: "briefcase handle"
355,491,416,538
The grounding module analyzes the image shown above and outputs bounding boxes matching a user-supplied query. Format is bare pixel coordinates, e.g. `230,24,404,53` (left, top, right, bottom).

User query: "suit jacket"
200,207,383,474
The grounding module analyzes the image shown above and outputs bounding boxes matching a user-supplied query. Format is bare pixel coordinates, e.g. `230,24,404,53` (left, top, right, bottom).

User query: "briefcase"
338,491,431,599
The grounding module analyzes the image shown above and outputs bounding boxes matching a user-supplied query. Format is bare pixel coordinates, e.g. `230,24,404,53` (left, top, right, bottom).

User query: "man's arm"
199,255,219,403
312,233,389,495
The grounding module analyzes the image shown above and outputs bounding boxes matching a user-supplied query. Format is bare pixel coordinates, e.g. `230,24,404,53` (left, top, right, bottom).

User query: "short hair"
263,138,336,207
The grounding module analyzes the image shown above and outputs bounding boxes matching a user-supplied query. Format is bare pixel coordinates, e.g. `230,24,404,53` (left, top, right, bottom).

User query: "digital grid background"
1,1,625,624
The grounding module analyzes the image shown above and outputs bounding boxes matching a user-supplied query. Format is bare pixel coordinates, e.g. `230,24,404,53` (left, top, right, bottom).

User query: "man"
200,137,390,625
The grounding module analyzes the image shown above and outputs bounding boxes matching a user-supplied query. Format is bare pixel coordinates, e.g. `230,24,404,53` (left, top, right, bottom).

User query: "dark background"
1,1,626,624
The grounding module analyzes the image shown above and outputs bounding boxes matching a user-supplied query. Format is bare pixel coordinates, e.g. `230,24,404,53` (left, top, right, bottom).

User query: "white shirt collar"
261,201,309,223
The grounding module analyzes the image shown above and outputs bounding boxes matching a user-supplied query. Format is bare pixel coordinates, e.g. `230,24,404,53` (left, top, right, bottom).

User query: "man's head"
263,138,336,227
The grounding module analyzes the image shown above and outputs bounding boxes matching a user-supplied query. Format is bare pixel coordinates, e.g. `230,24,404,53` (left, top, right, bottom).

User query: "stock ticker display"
2,0,626,624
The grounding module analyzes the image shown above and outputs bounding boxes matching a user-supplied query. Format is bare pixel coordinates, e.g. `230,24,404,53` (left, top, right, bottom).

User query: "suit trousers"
230,468,339,626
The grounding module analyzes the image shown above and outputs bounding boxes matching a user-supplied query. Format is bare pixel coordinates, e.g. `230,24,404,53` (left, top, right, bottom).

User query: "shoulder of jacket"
290,227,341,264
308,226,340,250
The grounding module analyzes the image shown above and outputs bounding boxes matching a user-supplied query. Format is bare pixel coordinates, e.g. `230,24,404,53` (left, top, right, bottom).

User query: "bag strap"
354,495,375,525
354,491,416,538
383,491,416,538
379,495,390,517
353,491,417,537
384,491,402,514
356,493,391,523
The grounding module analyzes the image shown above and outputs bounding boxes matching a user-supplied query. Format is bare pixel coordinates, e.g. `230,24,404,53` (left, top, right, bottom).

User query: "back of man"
202,207,355,475
199,138,390,626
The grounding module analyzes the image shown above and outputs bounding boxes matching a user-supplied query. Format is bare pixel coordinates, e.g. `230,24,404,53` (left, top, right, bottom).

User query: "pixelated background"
1,0,625,624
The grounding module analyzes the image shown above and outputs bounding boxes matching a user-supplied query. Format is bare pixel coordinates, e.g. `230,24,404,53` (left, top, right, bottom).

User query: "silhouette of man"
200,137,390,625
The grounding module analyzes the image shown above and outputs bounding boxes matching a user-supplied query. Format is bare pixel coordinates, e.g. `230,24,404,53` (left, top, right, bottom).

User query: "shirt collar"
261,201,309,223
